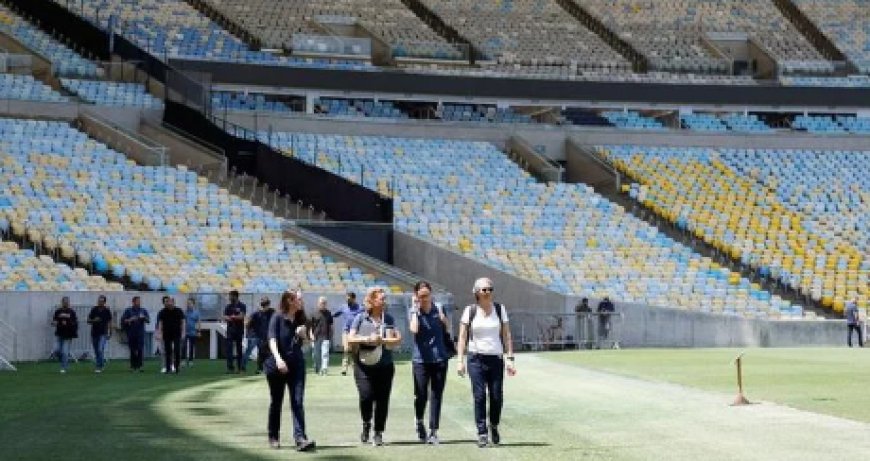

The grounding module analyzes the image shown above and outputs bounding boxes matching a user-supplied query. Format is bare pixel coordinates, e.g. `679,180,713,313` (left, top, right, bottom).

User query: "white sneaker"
95,369,102,374
160,367,167,374
169,366,176,373
60,369,67,374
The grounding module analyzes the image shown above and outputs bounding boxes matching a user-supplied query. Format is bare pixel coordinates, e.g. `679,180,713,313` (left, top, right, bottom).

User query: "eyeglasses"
480,288,494,293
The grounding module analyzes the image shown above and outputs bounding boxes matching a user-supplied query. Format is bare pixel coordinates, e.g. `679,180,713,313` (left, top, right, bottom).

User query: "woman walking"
348,287,402,446
409,281,451,444
264,290,316,452
457,277,516,448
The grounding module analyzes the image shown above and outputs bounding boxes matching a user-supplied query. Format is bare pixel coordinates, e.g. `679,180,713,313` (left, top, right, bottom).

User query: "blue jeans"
467,353,504,435
92,335,108,369
267,357,307,440
55,337,72,371
312,339,330,373
243,337,260,370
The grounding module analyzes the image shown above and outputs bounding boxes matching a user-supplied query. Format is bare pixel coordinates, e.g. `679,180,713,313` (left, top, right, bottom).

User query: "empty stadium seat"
600,145,869,314
258,130,798,318
0,118,378,293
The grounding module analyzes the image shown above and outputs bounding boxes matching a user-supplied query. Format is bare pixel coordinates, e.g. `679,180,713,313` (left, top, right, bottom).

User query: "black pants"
848,324,863,347
354,363,395,432
413,361,448,431
163,336,181,371
267,358,307,441
184,336,196,362
226,337,243,371
128,334,144,369
467,353,504,436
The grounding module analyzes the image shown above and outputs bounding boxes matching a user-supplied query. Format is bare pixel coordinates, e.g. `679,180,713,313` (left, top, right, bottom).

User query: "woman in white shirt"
457,277,516,448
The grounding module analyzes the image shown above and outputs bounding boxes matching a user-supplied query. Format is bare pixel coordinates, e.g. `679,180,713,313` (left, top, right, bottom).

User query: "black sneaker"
491,426,501,445
477,434,489,448
360,423,371,444
295,438,316,452
372,432,384,447
416,420,427,442
427,431,440,445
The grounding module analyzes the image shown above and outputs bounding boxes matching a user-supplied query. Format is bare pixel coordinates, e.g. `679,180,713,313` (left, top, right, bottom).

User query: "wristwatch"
506,356,515,362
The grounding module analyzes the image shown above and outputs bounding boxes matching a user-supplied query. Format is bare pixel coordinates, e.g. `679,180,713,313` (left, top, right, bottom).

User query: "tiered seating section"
420,0,631,76
259,131,799,318
314,98,408,119
781,75,870,87
578,0,833,74
792,0,870,74
600,145,868,314
792,115,870,134
440,104,533,123
58,0,371,70
0,6,99,78
0,241,120,291
602,111,666,130
203,0,464,60
211,92,295,112
0,118,378,293
0,74,66,102
60,79,164,109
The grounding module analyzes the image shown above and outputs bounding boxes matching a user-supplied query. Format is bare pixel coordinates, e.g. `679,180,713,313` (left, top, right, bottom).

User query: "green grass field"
1,349,869,461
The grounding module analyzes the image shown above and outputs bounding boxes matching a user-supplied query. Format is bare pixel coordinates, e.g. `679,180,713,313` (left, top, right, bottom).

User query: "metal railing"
78,111,167,166
512,311,624,351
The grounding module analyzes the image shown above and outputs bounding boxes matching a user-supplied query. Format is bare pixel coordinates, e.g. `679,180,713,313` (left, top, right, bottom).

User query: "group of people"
51,295,203,374
50,277,518,449
263,277,515,451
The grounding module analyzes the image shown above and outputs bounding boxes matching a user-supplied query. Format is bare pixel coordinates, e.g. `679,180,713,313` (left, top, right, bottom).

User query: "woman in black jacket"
264,290,316,452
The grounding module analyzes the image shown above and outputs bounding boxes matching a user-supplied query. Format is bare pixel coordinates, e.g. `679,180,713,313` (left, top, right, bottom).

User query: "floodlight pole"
731,352,751,406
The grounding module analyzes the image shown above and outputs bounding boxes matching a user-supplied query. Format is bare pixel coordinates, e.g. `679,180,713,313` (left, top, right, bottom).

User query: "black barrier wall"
170,59,870,108
164,101,393,224
255,143,393,223
7,0,109,59
299,223,394,264
164,101,257,173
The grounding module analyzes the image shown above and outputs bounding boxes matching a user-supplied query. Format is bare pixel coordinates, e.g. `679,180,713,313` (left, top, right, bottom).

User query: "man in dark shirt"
224,290,247,373
244,297,275,374
87,295,113,373
121,296,150,372
597,297,616,343
157,296,186,374
52,296,78,374
310,296,334,375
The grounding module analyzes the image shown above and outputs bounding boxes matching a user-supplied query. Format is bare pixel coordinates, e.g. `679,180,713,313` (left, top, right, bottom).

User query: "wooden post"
732,351,751,406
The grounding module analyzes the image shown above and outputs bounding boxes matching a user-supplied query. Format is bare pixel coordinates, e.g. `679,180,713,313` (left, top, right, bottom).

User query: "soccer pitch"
1,349,869,461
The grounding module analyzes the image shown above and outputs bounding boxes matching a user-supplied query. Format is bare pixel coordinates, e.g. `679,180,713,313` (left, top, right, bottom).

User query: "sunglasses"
479,287,494,293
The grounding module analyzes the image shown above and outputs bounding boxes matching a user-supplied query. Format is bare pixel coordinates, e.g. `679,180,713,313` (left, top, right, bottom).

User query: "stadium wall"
0,291,453,362
394,231,847,348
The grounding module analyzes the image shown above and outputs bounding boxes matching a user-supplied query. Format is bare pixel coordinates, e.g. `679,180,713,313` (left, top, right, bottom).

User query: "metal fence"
511,311,624,351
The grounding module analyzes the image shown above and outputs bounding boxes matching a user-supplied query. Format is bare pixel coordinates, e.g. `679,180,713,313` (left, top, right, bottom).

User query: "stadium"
0,0,868,459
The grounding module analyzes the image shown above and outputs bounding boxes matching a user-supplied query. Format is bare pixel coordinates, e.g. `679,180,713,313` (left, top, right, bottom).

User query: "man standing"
846,300,863,348
52,296,78,374
87,295,113,373
245,297,275,374
310,297,334,376
157,297,185,374
121,296,150,372
184,298,201,367
224,290,247,373
597,296,615,346
334,292,362,376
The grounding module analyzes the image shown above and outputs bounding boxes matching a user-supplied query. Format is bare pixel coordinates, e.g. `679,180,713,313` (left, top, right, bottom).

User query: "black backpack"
465,303,505,349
